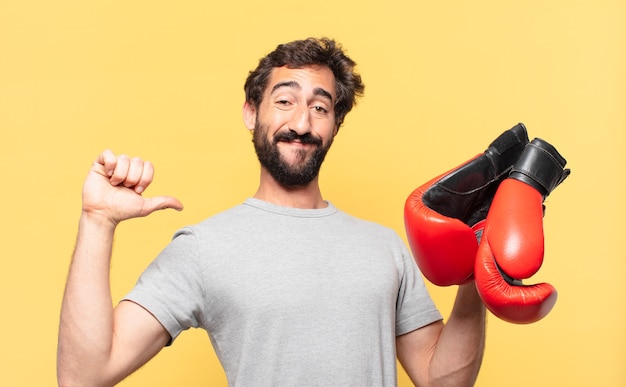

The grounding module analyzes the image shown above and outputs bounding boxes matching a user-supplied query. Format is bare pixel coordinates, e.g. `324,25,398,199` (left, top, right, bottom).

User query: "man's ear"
242,101,257,131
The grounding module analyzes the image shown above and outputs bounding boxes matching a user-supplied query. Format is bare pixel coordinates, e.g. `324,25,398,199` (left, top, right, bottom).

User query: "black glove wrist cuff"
510,138,570,197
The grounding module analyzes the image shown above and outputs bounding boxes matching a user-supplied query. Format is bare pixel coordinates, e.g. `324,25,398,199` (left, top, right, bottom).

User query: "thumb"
141,196,184,216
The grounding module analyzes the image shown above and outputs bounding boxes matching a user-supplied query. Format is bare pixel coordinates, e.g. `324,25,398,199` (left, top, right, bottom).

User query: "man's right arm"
57,150,183,387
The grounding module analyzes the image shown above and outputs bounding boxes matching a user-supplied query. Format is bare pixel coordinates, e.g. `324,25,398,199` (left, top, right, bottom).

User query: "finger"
134,160,154,194
94,149,118,177
109,154,130,186
123,157,147,190
142,195,184,216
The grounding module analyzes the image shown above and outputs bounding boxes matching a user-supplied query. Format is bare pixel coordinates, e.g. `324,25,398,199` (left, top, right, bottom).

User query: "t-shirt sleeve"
123,227,206,343
394,234,443,336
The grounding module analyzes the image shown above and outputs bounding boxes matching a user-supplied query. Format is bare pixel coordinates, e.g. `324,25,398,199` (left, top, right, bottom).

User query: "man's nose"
288,105,311,135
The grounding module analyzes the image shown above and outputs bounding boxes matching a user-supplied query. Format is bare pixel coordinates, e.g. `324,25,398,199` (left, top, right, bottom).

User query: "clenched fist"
82,149,183,226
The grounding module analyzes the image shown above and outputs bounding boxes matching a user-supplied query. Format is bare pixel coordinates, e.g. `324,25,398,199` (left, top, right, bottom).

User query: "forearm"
429,283,486,386
57,213,118,386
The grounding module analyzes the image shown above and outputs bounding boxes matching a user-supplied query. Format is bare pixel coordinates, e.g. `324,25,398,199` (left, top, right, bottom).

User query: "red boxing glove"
475,138,570,323
404,124,529,286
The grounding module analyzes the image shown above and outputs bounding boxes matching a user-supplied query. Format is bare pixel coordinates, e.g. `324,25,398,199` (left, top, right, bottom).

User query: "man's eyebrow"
271,81,301,94
313,87,334,103
270,81,334,103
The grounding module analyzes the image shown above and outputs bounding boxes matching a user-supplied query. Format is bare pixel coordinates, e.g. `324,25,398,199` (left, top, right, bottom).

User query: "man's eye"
313,106,327,113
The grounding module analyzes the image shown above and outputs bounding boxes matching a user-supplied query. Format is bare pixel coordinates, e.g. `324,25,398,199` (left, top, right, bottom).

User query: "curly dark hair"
244,37,365,129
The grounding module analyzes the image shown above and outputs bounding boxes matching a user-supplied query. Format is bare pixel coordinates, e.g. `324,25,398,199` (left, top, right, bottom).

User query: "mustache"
273,130,323,146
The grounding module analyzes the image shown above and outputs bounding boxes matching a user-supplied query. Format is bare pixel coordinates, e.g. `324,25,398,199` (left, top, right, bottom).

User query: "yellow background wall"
1,1,624,386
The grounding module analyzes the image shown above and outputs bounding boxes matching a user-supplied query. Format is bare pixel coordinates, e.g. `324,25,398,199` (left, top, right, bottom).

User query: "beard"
252,121,333,187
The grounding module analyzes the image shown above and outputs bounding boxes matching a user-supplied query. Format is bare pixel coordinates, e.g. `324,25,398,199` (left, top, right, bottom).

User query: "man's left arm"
396,283,486,387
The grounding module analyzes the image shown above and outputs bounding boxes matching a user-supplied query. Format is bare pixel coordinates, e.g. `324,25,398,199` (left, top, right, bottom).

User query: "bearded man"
58,37,485,387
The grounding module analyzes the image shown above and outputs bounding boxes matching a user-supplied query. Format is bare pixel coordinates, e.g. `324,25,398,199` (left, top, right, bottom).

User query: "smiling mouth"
274,131,322,147
279,138,309,146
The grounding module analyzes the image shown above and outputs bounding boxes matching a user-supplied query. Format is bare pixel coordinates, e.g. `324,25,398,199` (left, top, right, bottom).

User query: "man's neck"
254,171,327,209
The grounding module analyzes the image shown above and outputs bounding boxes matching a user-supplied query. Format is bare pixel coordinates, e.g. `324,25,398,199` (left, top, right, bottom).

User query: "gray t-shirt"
125,198,442,386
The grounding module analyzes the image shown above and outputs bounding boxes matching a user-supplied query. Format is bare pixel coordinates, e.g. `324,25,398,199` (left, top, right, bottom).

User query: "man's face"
245,65,338,187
